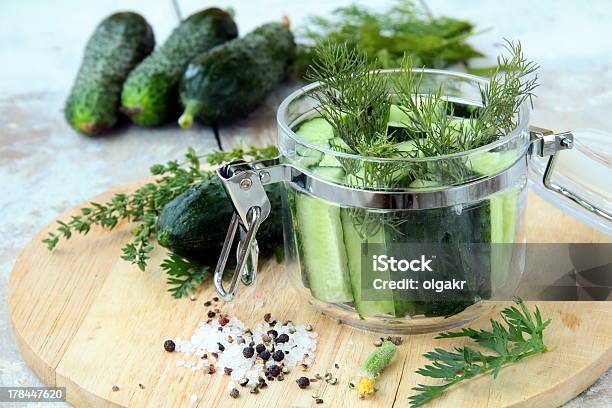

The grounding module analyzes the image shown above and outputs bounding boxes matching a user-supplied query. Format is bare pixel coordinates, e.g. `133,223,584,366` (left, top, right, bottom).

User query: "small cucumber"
65,13,154,134
179,22,295,126
122,8,237,126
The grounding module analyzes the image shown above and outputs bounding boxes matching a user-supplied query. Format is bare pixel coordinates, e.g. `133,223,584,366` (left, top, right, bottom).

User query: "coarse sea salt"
173,315,317,386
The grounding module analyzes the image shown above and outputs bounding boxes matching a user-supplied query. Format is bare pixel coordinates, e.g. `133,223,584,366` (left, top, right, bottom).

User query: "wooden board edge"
6,181,146,389
510,336,612,408
8,315,57,386
56,372,125,408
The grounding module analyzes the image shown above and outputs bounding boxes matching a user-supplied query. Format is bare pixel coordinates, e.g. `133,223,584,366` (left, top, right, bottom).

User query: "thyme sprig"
43,144,279,296
409,299,550,407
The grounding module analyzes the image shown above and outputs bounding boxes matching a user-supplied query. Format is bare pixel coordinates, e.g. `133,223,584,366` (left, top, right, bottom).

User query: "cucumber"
156,178,283,264
178,22,295,126
295,117,335,145
121,9,237,126
65,13,155,134
341,211,396,318
470,151,523,288
295,192,353,303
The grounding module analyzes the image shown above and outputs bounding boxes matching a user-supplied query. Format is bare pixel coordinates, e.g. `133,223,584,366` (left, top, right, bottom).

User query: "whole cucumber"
156,177,283,265
178,22,295,127
64,12,154,135
121,8,238,126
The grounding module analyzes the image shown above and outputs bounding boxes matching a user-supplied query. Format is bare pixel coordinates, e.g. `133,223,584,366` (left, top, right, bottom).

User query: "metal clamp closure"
529,127,611,222
213,158,288,301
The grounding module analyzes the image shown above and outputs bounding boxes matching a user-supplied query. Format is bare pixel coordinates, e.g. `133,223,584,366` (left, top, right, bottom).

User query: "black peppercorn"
213,297,219,302
272,350,285,362
217,342,225,352
204,301,211,307
242,346,255,358
267,329,278,338
275,333,289,343
296,377,310,389
268,364,282,377
260,350,271,361
207,310,216,318
163,339,175,352
255,343,266,354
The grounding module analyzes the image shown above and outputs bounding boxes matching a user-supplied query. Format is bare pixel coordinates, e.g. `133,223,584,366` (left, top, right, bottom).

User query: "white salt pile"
173,314,318,389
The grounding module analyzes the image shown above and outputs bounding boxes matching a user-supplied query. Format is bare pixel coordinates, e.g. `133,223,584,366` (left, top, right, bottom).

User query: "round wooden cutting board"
8,182,612,408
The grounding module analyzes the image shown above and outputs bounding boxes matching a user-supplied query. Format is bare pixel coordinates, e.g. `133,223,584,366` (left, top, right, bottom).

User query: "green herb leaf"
294,1,484,78
408,299,550,407
161,253,210,298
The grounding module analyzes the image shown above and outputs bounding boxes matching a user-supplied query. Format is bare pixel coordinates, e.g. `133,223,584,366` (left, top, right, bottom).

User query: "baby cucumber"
121,8,237,126
65,12,154,134
178,22,295,127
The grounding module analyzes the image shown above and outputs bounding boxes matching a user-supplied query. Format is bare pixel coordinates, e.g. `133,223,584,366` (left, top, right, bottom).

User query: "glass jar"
212,69,603,333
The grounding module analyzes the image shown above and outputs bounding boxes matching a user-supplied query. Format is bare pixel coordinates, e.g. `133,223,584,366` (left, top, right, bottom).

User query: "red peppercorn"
219,315,230,327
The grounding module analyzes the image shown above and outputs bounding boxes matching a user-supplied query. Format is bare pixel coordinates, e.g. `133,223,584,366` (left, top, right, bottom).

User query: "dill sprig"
43,144,279,296
306,43,409,189
161,253,210,298
409,299,550,407
475,39,539,137
305,43,393,154
394,40,539,158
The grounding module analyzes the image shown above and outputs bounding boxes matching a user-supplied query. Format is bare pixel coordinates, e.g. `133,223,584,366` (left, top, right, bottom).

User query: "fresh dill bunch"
43,145,278,274
475,39,539,137
408,299,550,407
306,42,393,154
393,39,539,158
294,0,484,77
306,43,409,189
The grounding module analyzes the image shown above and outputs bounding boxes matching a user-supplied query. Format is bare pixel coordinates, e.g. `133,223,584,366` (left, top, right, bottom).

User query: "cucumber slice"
319,154,342,168
469,150,517,176
341,211,396,318
295,193,353,303
312,166,345,182
471,153,523,289
295,117,335,146
389,104,411,124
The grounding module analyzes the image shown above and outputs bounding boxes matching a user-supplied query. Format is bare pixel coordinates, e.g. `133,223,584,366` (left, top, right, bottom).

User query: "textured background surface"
0,0,610,406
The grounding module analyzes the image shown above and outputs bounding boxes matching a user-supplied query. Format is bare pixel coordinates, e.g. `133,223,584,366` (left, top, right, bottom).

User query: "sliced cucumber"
469,150,517,176
295,193,353,303
471,153,523,288
319,154,342,167
329,137,352,152
388,104,411,124
341,211,396,318
295,117,335,146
